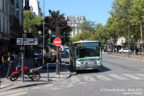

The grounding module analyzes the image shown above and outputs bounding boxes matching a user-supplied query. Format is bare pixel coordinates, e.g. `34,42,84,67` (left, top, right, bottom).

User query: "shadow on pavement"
75,66,111,74
100,66,111,72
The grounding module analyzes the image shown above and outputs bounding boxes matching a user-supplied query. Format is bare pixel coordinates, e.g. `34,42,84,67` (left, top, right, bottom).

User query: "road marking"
69,76,81,82
66,82,76,88
6,92,27,96
45,84,54,88
31,86,41,89
83,76,96,82
50,87,60,91
109,74,128,80
135,74,144,78
96,75,112,81
0,89,27,96
0,84,11,88
122,74,143,80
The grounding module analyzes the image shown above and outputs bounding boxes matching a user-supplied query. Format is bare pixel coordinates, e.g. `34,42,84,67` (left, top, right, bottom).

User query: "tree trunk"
140,20,144,56
133,41,136,55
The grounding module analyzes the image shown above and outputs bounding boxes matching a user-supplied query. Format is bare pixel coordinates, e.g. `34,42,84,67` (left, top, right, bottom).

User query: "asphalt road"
1,54,144,96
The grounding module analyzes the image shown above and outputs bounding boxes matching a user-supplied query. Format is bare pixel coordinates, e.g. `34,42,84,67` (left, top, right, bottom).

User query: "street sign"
51,35,56,37
53,37,62,46
17,38,23,45
17,38,38,45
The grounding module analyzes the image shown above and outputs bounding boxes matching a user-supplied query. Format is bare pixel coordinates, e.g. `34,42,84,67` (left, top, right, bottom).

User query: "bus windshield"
75,42,101,59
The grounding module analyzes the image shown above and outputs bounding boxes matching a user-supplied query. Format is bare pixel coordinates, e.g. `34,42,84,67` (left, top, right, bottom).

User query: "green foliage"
44,10,72,44
70,21,109,43
79,21,95,32
24,11,42,33
70,30,94,42
71,0,144,48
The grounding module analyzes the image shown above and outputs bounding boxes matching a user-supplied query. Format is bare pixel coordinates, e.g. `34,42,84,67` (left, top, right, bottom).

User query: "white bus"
70,40,102,71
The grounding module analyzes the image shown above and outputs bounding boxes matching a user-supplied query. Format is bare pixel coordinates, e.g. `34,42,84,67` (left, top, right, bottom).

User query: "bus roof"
73,40,100,44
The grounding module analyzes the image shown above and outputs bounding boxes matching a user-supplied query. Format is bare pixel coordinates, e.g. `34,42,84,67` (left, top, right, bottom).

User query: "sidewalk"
103,52,144,62
0,57,71,91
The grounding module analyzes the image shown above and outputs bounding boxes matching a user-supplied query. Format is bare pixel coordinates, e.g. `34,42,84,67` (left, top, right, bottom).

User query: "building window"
7,19,8,34
16,0,19,8
2,0,4,11
3,18,5,33
5,18,7,33
0,16,1,32
11,0,14,5
16,11,19,18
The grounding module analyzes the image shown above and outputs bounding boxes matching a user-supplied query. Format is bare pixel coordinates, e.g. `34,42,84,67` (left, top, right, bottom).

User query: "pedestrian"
6,52,15,78
12,51,17,61
17,52,22,66
0,53,5,77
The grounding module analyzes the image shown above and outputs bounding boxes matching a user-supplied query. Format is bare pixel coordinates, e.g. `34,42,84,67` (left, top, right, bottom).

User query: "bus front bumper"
75,65,102,71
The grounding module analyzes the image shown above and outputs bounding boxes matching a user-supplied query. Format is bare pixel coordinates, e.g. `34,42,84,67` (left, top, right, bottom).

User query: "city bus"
70,40,102,71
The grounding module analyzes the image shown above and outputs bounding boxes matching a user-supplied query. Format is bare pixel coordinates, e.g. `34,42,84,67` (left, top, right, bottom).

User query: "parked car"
118,48,131,53
64,47,69,54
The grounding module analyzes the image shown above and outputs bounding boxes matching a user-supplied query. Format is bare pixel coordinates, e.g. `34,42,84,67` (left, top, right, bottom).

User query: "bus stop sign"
53,37,62,46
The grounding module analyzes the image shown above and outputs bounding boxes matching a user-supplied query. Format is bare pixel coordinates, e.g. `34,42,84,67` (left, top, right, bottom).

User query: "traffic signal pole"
55,26,61,75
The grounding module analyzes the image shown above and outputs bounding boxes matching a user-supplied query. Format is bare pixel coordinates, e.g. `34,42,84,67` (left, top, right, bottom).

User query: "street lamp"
38,30,45,64
38,31,42,35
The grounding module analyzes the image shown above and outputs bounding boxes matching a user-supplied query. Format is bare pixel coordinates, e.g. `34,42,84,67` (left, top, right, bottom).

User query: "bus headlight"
76,61,81,66
97,60,102,66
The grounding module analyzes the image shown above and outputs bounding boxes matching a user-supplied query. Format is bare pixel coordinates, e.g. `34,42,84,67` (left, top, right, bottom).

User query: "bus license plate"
87,61,96,65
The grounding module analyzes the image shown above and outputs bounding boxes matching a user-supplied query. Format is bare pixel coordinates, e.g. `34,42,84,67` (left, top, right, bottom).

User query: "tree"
94,23,103,31
70,30,94,42
24,11,42,34
79,21,95,32
104,0,140,54
129,0,144,55
44,10,72,44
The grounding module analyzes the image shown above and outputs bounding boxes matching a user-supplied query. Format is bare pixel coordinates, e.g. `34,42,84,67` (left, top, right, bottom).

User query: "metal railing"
105,52,144,60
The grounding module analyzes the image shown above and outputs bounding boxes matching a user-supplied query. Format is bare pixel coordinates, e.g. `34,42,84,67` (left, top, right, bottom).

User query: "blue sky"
39,0,114,25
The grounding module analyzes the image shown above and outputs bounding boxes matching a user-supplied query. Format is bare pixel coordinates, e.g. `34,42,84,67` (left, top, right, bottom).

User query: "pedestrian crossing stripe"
0,84,12,89
83,76,96,82
69,76,81,82
122,74,143,80
96,75,112,81
135,73,144,78
6,92,27,96
0,89,28,96
108,74,128,80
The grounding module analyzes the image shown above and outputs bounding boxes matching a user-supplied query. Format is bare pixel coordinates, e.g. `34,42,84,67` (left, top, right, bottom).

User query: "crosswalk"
69,73,144,82
35,73,144,91
0,89,28,96
2,73,143,94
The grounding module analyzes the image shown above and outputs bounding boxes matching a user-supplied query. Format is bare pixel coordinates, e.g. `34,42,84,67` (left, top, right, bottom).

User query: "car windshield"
75,42,101,59
64,48,69,51
123,48,129,50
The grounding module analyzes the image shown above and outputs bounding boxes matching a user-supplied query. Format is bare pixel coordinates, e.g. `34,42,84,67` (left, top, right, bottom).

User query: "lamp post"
47,30,51,81
48,30,52,57
42,0,45,67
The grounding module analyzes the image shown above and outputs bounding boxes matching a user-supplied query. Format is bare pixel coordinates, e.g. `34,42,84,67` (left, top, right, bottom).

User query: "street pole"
43,0,45,67
43,0,49,82
56,26,60,75
21,34,26,82
47,30,51,82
